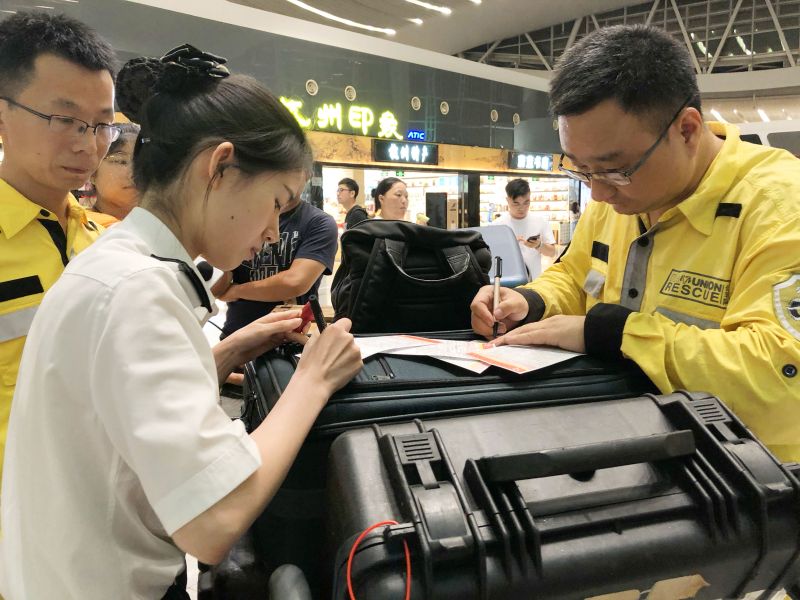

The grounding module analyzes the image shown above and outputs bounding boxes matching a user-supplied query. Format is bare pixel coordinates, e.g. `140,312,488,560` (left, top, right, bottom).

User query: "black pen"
308,294,326,332
492,256,502,339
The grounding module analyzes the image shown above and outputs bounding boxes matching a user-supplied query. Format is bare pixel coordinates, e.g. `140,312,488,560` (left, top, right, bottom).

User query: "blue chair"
466,225,529,287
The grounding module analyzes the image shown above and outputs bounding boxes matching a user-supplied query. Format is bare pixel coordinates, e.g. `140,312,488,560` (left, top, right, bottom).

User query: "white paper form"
388,339,491,374
468,344,581,374
354,335,437,360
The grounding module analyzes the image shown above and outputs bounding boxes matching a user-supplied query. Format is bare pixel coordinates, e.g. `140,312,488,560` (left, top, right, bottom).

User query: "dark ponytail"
116,44,312,200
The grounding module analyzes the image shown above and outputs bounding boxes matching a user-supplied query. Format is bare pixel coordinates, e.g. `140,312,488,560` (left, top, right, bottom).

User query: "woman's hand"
295,319,362,399
226,310,308,364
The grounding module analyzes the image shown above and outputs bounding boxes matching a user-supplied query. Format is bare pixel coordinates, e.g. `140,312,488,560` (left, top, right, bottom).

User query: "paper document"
354,335,436,360
387,339,490,373
351,335,581,374
468,344,580,374
388,339,484,359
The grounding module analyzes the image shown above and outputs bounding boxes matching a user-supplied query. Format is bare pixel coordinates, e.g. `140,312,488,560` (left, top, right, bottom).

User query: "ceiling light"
284,0,396,34
710,109,726,123
403,0,452,15
690,32,695,40
469,0,482,3
407,17,423,25
757,108,770,122
34,5,54,9
0,9,17,13
736,36,753,56
697,41,708,54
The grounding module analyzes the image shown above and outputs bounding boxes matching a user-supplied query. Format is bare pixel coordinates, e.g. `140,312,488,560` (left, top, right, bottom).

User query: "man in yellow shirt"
0,11,117,487
471,25,800,462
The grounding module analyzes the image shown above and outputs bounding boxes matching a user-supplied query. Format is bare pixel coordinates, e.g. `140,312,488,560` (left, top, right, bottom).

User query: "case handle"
384,239,473,284
477,430,695,483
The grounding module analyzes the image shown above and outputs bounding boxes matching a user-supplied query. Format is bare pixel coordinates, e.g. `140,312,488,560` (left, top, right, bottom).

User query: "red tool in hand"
293,301,315,333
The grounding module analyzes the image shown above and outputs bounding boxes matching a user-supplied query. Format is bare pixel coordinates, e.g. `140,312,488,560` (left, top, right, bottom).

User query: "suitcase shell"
326,391,800,599
237,332,658,595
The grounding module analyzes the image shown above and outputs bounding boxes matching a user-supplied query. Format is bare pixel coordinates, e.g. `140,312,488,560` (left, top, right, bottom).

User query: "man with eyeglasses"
337,177,368,230
471,25,800,463
491,178,556,282
0,11,116,493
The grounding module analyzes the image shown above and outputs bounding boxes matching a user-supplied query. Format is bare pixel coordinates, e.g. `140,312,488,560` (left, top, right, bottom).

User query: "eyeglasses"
103,153,131,167
336,187,352,194
557,95,694,187
1,96,120,145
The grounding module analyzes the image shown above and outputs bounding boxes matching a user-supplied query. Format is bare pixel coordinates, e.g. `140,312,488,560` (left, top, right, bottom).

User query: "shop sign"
373,139,439,165
508,151,554,171
406,129,426,141
280,96,404,140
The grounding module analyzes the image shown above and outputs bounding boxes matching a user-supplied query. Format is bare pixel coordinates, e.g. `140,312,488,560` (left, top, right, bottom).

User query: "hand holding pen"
492,256,502,339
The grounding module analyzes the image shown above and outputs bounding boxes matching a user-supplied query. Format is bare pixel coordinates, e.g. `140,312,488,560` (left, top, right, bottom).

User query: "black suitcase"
229,331,657,596
242,331,656,436
326,391,800,599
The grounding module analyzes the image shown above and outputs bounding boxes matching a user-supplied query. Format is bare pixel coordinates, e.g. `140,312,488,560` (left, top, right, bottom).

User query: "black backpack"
332,219,492,333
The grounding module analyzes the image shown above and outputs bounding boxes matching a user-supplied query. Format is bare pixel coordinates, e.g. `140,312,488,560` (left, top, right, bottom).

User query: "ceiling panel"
228,0,646,53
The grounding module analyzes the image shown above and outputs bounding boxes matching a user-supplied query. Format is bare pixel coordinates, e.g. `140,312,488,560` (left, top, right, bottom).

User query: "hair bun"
116,57,165,123
155,43,229,95
116,45,229,122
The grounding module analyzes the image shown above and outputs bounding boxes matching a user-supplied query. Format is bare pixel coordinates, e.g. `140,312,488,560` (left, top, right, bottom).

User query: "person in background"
569,200,581,238
471,25,800,463
337,177,367,230
86,121,141,226
215,189,338,339
373,176,408,221
3,44,361,599
491,178,556,281
0,10,116,499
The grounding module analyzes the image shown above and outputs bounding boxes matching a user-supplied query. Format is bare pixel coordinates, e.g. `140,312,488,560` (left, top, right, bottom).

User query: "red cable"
346,519,411,600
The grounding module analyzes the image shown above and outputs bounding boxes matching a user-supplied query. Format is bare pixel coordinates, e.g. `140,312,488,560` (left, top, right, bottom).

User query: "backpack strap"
384,239,475,284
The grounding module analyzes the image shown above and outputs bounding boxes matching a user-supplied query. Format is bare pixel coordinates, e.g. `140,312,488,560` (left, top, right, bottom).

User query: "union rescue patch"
773,274,800,341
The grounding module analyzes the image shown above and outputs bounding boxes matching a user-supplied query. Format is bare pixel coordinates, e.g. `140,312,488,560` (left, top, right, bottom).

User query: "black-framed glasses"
336,187,352,194
558,94,694,187
0,96,120,145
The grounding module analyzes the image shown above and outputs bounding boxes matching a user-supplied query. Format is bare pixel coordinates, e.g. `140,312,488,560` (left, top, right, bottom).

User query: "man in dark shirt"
217,196,338,337
338,177,368,230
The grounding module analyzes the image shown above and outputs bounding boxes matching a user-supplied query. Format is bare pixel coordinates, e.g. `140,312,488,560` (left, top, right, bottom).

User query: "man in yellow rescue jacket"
471,25,800,462
0,11,116,490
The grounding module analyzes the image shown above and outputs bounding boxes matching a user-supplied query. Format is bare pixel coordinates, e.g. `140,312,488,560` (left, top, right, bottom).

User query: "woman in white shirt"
2,45,361,599
372,176,408,220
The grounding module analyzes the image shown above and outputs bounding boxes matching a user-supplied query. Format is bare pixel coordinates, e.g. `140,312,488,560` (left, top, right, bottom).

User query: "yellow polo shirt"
520,123,800,461
0,179,102,486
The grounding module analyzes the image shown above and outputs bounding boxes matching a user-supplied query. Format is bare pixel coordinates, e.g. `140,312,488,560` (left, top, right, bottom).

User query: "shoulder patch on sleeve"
774,274,800,341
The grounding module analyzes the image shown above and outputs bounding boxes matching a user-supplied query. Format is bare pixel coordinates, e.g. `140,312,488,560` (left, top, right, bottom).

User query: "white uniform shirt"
2,208,261,599
492,211,555,281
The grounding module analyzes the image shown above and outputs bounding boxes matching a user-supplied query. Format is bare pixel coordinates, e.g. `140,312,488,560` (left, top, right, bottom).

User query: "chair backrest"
466,225,529,287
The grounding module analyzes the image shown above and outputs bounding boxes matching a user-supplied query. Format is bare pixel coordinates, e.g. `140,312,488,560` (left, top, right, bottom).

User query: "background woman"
372,176,408,221
86,121,141,226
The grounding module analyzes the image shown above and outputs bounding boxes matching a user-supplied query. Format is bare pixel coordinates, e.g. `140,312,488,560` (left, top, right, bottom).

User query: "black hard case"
242,331,656,436
326,392,800,599
238,332,657,594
